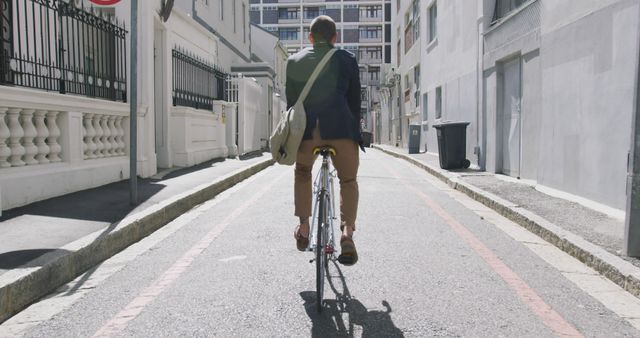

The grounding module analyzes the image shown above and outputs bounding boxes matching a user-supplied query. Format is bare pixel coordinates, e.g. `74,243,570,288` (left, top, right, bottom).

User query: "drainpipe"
624,8,640,257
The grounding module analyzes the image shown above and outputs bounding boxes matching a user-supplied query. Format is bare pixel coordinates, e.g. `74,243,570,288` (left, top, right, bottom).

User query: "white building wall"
536,0,639,209
236,77,265,155
420,0,481,159
176,0,252,68
481,0,638,210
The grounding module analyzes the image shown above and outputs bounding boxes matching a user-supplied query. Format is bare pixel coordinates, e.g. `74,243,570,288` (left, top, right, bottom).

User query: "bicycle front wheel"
316,192,326,312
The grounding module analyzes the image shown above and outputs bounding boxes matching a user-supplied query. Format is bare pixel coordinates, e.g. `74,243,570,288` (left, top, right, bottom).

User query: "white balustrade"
34,110,50,164
108,116,118,156
84,113,96,159
93,114,104,158
0,108,10,168
7,108,25,167
0,105,127,169
21,109,39,165
46,111,62,163
101,115,112,156
81,113,126,159
116,116,125,155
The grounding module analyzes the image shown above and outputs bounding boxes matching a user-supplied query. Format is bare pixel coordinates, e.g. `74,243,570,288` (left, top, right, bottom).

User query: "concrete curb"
0,158,275,323
373,145,640,299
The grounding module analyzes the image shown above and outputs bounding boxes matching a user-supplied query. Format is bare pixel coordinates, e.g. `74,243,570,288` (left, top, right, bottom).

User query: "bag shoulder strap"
296,48,337,105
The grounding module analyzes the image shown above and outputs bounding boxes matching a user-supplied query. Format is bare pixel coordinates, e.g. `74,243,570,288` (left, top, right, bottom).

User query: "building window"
492,0,529,22
435,86,442,119
304,7,325,20
243,3,246,43
359,26,382,40
396,39,401,65
404,74,410,102
369,66,380,82
220,0,224,20
360,5,382,19
358,46,382,62
422,93,428,121
428,2,437,43
279,7,299,20
279,28,299,41
404,20,413,53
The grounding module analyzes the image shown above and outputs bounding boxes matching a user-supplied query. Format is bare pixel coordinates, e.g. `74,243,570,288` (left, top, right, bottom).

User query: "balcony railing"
172,48,228,111
359,36,383,43
359,16,383,22
0,0,128,102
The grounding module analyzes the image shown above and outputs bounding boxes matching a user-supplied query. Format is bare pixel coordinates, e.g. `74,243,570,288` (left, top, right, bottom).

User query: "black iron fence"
172,47,227,111
0,0,127,102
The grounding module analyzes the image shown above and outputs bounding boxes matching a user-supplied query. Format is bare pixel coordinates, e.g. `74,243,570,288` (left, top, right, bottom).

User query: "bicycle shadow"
300,262,404,337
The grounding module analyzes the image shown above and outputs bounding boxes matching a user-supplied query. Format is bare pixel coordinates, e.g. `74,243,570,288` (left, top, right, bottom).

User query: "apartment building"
249,0,392,132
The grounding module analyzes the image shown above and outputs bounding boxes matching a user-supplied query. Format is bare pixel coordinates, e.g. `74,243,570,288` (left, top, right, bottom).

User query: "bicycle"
307,146,338,312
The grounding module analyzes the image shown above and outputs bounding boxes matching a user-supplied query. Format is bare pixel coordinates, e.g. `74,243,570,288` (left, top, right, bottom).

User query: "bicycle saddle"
312,146,336,157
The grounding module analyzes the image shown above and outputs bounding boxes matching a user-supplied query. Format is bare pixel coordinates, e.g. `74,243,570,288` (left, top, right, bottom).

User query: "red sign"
89,0,122,5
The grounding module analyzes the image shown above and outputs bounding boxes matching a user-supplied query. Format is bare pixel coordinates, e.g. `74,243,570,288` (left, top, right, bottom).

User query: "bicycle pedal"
324,246,335,254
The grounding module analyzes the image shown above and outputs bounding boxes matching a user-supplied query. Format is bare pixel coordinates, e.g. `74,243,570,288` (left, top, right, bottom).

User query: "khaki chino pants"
294,126,359,229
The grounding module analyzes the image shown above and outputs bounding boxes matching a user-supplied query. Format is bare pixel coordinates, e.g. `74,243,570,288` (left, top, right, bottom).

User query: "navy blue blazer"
285,43,362,143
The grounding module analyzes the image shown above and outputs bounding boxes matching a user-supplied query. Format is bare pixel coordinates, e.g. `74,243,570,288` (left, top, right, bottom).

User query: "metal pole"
624,7,640,257
129,0,138,205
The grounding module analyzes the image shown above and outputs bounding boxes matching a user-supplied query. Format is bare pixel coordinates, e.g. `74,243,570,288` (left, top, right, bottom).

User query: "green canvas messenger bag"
270,48,337,165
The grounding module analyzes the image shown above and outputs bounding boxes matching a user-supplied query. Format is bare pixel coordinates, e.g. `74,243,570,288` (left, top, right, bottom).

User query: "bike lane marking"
92,169,288,338
0,167,279,338
381,160,584,338
398,156,640,332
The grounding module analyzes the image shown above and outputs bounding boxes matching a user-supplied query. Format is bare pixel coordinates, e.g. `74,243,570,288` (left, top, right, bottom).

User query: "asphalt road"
8,149,640,337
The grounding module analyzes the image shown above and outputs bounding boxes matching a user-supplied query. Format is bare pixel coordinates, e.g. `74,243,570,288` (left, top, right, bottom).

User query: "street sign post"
624,7,640,257
129,0,138,205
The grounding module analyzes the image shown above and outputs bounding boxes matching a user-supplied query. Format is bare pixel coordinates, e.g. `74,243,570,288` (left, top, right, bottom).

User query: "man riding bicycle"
286,15,363,266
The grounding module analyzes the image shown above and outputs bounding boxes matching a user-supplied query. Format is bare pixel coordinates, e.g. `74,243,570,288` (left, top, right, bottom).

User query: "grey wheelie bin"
408,125,421,154
433,122,471,170
361,131,372,147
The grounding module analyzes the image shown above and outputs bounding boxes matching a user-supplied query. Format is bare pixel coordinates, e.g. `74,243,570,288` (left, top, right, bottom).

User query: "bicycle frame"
309,154,337,256
309,149,337,312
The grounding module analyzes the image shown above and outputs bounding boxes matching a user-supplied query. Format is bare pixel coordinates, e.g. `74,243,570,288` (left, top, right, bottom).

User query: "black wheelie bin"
433,122,471,170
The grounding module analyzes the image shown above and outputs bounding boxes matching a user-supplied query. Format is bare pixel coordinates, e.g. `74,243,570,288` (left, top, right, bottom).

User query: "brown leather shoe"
294,224,309,251
338,235,358,266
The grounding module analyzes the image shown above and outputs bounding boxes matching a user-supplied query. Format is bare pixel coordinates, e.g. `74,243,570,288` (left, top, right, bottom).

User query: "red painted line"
384,163,584,338
93,169,284,338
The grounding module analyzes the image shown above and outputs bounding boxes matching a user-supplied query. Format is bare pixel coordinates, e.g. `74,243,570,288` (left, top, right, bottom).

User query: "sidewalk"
374,144,640,299
0,154,274,323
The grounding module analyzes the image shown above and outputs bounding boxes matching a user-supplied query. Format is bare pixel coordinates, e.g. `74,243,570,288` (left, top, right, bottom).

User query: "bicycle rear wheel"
316,192,326,312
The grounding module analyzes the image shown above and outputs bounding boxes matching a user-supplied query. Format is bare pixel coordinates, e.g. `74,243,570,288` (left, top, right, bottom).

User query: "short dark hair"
310,15,337,43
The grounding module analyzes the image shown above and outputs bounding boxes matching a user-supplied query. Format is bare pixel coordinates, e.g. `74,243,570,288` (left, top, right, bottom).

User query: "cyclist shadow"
300,262,405,337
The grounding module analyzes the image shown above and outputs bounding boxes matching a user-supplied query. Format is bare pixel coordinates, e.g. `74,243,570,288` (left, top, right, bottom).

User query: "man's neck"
313,41,333,49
